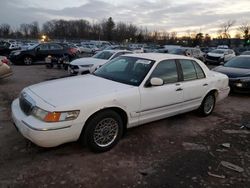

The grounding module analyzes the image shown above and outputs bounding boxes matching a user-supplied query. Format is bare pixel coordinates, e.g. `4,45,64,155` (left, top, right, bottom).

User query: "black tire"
198,93,216,116
23,56,33,65
81,110,123,153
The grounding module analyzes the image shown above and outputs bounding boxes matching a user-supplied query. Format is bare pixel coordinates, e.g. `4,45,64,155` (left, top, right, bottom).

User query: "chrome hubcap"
93,118,119,147
24,57,32,65
204,95,214,114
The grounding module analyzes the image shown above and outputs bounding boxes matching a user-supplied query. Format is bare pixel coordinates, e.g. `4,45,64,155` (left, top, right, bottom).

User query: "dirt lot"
0,65,250,188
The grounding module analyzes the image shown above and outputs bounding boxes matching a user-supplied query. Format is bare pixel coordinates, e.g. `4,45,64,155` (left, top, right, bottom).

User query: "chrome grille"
206,55,220,61
19,93,33,115
69,65,79,69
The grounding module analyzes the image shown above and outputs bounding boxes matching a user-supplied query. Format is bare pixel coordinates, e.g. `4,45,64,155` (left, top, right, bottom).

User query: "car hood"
213,66,250,78
70,57,107,66
27,74,134,107
11,49,32,54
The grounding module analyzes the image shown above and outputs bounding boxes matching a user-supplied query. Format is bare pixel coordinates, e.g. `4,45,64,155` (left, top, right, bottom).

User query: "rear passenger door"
35,44,50,60
49,44,64,57
178,59,208,107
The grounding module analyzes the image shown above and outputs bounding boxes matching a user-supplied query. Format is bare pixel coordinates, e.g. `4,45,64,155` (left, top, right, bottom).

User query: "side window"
151,60,178,84
193,61,205,79
179,59,197,81
50,44,63,50
39,44,49,51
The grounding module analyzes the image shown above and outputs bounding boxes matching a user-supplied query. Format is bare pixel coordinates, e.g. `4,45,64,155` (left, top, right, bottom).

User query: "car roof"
123,53,195,62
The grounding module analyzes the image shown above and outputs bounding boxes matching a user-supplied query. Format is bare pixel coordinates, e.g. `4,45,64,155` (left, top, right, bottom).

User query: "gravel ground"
0,64,249,188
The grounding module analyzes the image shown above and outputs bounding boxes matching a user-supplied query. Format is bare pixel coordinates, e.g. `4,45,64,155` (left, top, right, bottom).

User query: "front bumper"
205,56,223,64
229,79,250,93
11,99,83,147
68,65,90,75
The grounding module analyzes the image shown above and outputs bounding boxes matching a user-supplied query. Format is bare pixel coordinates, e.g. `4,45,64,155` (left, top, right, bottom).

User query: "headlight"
235,83,243,87
13,51,21,56
80,64,93,68
32,106,80,122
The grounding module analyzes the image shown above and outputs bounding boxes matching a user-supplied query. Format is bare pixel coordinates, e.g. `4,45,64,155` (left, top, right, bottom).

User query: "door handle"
203,83,208,86
176,88,183,91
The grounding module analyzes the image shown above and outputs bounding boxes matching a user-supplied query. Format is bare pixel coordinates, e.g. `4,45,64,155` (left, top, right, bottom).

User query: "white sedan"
11,53,230,152
68,50,132,75
206,49,235,64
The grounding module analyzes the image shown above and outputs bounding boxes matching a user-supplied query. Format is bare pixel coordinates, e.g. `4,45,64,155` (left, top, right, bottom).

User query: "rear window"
179,60,205,81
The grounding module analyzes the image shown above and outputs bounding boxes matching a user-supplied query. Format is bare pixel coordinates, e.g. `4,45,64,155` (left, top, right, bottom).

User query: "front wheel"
23,56,33,65
198,93,216,116
81,110,123,153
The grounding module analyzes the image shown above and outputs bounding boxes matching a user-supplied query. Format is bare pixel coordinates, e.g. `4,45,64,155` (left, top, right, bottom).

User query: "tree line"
0,17,249,46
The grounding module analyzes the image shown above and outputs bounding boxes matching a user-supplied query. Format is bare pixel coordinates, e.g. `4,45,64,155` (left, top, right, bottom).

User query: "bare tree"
20,23,30,38
238,21,250,40
0,24,11,37
218,20,236,39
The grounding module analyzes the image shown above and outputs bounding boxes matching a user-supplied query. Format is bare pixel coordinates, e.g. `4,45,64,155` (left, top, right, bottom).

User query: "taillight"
1,57,9,65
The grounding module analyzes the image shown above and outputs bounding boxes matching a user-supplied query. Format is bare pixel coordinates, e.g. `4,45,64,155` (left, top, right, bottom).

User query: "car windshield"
211,49,225,54
28,43,40,49
93,51,115,60
224,56,250,69
94,56,155,86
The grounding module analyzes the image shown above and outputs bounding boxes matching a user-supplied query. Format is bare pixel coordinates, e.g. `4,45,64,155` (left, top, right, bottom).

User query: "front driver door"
139,59,184,124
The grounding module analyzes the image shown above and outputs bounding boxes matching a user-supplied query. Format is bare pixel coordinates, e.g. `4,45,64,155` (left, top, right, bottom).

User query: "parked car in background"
233,47,250,56
0,41,20,56
212,55,250,93
217,45,229,49
200,47,216,54
163,45,181,53
12,53,230,152
76,44,84,54
169,47,205,61
0,56,12,79
20,42,37,50
81,44,97,54
68,50,132,75
205,49,235,64
241,51,250,55
9,43,76,65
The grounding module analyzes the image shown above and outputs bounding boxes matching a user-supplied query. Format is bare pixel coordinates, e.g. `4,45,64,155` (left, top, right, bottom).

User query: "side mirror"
150,77,164,86
36,47,40,52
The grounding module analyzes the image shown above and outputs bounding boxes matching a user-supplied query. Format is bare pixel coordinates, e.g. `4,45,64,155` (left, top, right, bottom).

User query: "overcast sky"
0,0,250,35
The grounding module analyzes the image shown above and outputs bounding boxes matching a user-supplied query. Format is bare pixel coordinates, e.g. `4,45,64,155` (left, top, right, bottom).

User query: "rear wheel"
81,110,123,153
23,56,33,65
198,93,216,116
